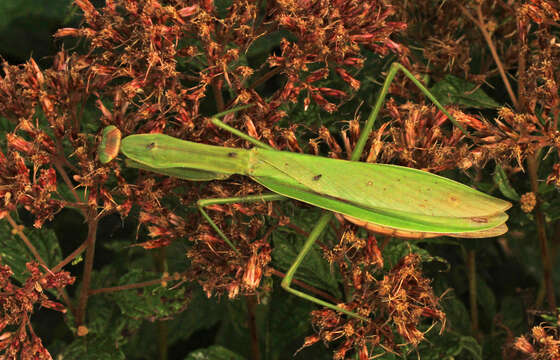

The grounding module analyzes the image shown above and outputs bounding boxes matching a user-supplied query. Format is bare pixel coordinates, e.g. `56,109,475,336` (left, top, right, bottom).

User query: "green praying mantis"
98,63,511,321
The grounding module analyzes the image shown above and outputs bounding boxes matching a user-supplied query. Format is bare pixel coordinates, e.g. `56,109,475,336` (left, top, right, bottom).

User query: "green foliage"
184,345,245,360
271,207,342,298
494,165,521,201
0,219,62,280
0,0,74,63
429,75,500,109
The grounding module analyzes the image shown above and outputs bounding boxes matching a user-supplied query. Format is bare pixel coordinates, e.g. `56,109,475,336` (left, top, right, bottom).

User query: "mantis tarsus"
98,63,511,321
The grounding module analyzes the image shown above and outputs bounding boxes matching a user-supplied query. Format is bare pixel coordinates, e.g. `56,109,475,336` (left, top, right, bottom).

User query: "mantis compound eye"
98,125,122,164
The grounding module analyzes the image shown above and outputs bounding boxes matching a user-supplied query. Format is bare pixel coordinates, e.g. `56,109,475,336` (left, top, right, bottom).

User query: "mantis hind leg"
210,65,466,321
278,62,468,322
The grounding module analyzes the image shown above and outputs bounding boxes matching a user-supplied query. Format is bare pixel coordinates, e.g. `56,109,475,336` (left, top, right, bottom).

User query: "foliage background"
0,1,558,359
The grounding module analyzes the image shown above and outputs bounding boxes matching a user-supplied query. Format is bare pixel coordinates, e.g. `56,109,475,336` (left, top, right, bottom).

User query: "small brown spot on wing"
312,174,322,181
146,142,156,150
228,152,237,158
471,217,488,223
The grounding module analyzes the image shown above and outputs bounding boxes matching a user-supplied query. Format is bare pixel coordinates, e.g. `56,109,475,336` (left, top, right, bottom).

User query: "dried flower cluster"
0,262,74,359
513,325,560,359
521,192,537,213
298,232,445,358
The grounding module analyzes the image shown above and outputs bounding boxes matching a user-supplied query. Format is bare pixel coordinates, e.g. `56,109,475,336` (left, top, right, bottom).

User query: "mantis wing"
250,148,510,218
252,175,508,237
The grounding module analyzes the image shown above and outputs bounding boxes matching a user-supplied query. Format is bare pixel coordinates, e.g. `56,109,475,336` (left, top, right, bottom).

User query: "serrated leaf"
477,278,496,319
121,287,226,358
430,75,500,109
184,345,246,360
382,240,432,269
271,230,341,298
500,296,525,332
267,288,317,357
442,296,470,334
109,268,190,319
0,220,62,282
60,336,126,360
457,336,483,360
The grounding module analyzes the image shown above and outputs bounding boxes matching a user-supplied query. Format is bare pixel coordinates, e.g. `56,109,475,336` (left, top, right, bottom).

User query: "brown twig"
249,67,283,90
466,249,479,339
52,156,86,219
51,239,89,273
76,210,99,325
527,153,556,311
246,295,261,360
212,77,225,112
152,247,168,360
457,3,519,109
6,214,47,266
88,272,185,296
270,268,340,304
513,0,556,312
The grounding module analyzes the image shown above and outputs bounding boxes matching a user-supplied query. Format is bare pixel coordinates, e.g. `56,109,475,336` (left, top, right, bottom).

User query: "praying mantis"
98,63,511,321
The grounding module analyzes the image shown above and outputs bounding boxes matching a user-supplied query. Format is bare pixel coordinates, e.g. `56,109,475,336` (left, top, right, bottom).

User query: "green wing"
249,149,510,235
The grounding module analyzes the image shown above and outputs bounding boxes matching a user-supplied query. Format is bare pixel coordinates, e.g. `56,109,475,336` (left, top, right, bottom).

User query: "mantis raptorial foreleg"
195,118,361,316
197,188,367,319
197,193,284,255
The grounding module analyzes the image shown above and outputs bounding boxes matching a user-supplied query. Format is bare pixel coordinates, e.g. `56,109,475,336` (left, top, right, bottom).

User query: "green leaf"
430,75,500,109
272,234,342,298
271,209,342,298
493,165,520,201
0,219,62,282
442,295,470,334
416,330,481,360
456,335,483,360
184,345,246,360
477,278,496,319
499,296,525,333
60,336,126,360
266,287,319,357
382,240,432,269
109,268,190,320
122,287,226,358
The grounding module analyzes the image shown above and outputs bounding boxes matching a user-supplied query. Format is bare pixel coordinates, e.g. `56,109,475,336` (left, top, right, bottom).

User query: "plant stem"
153,247,168,360
457,3,519,109
76,211,99,325
527,153,556,311
6,214,47,266
467,249,479,339
247,295,261,360
89,273,184,295
51,240,89,273
157,320,168,360
270,268,340,304
250,67,282,90
212,78,225,112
